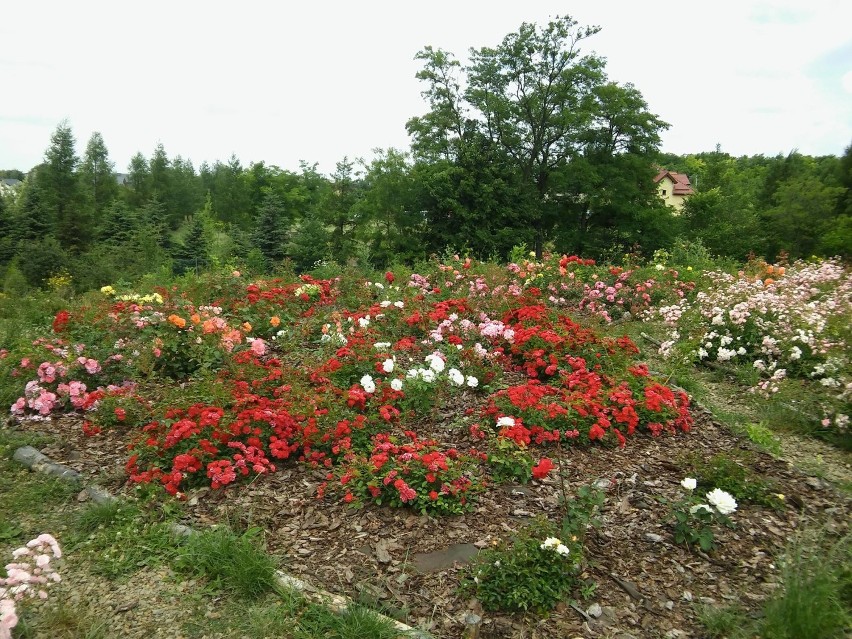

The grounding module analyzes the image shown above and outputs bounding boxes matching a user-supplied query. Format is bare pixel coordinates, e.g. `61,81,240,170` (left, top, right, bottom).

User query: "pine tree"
79,132,118,223
43,122,90,252
251,192,289,265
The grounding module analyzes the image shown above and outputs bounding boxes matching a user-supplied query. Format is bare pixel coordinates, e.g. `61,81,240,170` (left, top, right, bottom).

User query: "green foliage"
745,421,782,455
459,518,581,612
697,603,754,639
175,526,279,599
561,484,606,541
687,451,781,507
487,437,533,484
672,502,720,552
251,192,290,265
408,16,670,259
759,532,851,639
72,501,177,578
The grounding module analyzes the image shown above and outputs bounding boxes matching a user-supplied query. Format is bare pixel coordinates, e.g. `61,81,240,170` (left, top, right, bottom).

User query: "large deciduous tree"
407,16,668,257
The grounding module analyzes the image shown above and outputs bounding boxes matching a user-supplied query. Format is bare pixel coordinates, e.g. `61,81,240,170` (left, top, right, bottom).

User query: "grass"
183,590,404,639
759,532,851,639
0,429,75,544
174,525,280,600
698,531,852,639
71,499,178,578
13,602,111,639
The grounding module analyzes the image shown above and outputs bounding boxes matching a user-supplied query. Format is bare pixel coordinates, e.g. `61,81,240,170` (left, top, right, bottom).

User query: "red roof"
653,170,694,196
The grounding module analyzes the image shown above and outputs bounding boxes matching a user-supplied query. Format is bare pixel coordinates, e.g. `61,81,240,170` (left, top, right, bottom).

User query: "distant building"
115,173,130,186
653,170,694,213
0,178,22,197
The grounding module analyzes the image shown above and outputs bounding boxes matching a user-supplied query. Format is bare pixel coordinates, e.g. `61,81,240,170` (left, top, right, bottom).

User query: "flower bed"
3,259,696,510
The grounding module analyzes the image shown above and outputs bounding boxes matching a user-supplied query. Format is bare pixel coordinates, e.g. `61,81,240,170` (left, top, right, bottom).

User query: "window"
660,189,667,196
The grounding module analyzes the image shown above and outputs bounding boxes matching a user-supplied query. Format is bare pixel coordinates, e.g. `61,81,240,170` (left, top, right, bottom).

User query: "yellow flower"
687,266,693,271
100,285,115,295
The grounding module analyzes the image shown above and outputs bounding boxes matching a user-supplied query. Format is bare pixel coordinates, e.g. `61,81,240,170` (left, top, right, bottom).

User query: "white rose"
680,477,697,491
706,488,737,515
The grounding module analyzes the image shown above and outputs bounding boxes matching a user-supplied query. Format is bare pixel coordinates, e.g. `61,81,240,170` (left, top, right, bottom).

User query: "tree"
79,132,118,222
168,156,204,226
124,152,151,208
322,157,362,261
251,192,290,266
42,122,89,252
287,216,329,272
210,154,251,228
12,168,54,244
172,212,210,275
97,200,139,245
408,16,667,257
355,149,424,267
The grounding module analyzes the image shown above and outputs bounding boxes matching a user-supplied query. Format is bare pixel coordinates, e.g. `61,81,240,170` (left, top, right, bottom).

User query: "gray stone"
413,543,479,573
13,446,81,481
644,533,664,543
586,603,603,618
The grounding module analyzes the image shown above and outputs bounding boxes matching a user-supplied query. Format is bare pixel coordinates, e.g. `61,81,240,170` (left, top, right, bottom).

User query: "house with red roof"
653,170,694,213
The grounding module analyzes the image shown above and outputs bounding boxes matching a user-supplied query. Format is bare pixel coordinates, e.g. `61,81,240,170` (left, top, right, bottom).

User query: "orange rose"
270,316,281,328
168,314,187,329
242,322,252,332
190,314,201,324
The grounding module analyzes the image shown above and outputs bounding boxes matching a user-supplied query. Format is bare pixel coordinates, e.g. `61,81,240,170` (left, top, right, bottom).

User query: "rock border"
11,445,432,639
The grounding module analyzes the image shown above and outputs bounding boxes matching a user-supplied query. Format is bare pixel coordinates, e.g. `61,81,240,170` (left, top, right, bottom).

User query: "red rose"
532,457,554,479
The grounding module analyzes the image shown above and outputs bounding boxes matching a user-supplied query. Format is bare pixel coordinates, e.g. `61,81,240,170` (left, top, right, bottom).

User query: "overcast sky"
1,0,850,175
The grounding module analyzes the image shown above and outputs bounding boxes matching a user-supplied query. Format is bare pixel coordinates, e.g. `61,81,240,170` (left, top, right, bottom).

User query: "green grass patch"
71,500,178,578
0,432,76,542
182,590,403,639
759,532,851,639
174,525,279,600
13,602,110,639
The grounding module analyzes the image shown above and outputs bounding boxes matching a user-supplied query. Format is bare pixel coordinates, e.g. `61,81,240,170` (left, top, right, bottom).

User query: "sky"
1,0,850,176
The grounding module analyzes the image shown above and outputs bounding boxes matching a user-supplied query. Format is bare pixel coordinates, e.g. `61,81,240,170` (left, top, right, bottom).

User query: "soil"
12,403,852,639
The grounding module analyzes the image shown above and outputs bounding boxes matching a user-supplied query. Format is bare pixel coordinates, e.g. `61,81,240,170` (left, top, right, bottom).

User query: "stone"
644,533,664,543
586,603,603,618
413,543,479,573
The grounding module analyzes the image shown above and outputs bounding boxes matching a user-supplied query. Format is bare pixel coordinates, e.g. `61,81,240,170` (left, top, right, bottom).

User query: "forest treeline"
1,16,850,292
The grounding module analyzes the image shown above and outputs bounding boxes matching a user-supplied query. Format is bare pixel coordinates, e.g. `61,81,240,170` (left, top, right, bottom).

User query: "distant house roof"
653,170,694,196
1,178,21,187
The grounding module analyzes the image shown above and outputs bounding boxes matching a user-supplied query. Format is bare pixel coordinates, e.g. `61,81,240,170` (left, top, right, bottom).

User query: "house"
653,170,694,213
0,178,22,197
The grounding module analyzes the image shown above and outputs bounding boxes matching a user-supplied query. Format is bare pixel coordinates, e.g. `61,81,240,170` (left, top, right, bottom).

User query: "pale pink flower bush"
1,534,62,639
654,258,851,435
